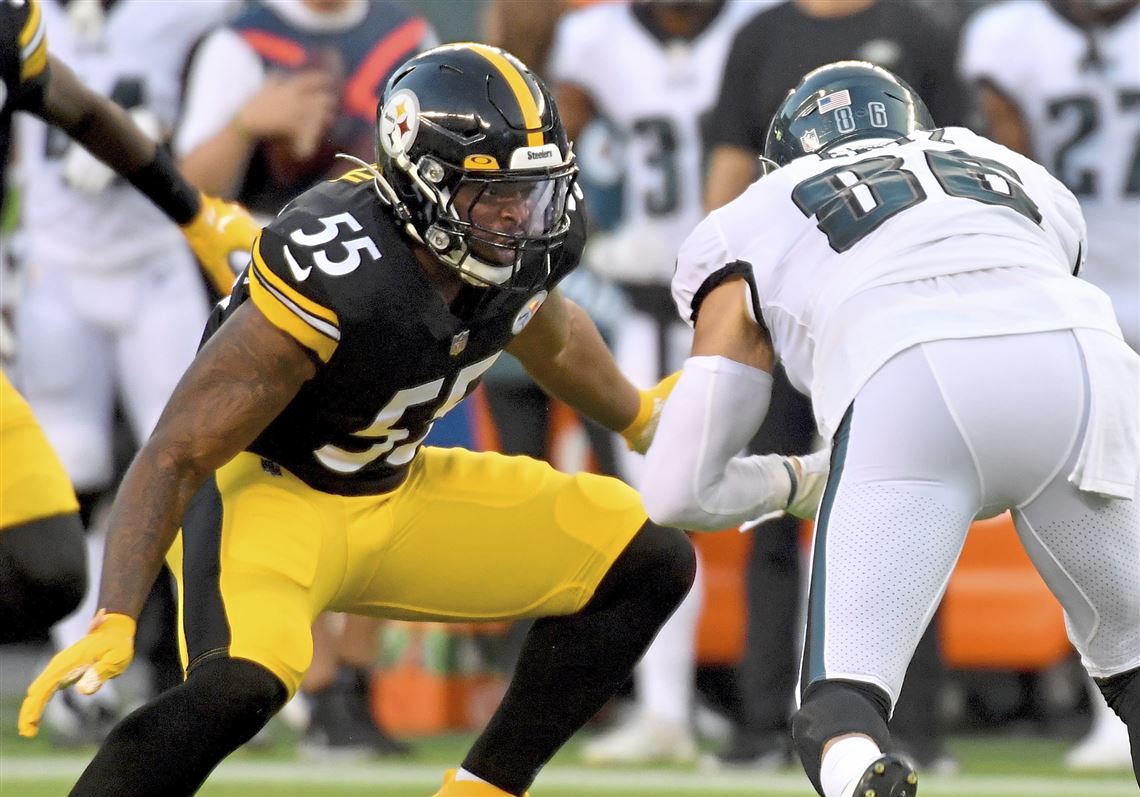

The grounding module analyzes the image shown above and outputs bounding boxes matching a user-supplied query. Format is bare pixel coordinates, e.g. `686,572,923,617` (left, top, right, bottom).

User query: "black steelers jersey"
205,166,585,496
1,0,49,202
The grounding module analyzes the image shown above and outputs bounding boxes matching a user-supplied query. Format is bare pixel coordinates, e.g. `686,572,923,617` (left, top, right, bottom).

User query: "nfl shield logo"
449,330,469,356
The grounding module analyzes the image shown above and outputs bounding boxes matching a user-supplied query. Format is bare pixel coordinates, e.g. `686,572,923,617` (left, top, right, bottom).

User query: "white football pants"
16,247,209,491
802,330,1140,708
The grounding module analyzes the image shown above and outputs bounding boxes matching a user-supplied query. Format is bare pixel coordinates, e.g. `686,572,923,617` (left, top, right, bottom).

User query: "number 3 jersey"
672,127,1124,441
206,172,584,496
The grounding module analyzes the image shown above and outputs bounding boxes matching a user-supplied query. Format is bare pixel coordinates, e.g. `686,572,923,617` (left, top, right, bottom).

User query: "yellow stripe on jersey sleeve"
250,239,340,363
18,0,48,83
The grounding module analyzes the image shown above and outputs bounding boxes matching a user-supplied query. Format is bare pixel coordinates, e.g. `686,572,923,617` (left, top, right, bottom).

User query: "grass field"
1,725,1135,797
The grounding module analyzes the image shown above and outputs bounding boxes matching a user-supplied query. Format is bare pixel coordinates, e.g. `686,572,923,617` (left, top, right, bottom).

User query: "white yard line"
0,757,1135,796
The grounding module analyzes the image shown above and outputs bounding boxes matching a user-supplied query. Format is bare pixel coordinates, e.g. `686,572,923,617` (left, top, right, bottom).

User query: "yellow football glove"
180,193,260,295
620,371,681,454
18,610,136,739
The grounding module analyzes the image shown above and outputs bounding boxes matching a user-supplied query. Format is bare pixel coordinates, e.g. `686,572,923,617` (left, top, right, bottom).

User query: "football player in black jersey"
18,43,694,797
0,0,257,643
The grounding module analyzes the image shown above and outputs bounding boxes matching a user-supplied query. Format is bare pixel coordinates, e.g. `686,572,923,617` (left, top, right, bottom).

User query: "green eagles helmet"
373,43,577,292
764,61,934,166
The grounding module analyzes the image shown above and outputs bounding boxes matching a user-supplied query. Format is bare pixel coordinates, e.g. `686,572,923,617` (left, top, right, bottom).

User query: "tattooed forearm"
96,302,315,617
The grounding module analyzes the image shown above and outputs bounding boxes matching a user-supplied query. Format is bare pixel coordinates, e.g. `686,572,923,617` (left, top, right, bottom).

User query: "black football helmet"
763,61,934,166
371,43,577,292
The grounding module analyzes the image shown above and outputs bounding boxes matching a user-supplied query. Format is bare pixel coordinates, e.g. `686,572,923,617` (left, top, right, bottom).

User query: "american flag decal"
817,89,852,114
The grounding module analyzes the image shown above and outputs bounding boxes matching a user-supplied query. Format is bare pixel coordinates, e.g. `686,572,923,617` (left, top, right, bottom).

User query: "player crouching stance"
17,44,693,797
643,62,1140,796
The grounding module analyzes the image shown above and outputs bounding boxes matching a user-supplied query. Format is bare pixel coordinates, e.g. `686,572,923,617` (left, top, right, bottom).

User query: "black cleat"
854,754,918,797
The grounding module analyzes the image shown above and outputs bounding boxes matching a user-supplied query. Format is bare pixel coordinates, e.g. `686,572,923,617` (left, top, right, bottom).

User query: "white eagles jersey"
960,1,1140,347
673,127,1124,440
16,0,233,272
548,1,765,284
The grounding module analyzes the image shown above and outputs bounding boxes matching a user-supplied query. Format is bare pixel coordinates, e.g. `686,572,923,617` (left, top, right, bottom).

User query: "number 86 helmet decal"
764,61,935,167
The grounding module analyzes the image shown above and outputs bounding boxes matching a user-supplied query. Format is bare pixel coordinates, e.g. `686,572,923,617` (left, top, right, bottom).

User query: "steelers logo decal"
379,89,420,157
512,290,548,334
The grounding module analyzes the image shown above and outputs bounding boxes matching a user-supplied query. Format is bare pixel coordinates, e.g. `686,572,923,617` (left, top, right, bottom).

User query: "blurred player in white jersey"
960,0,1139,770
12,0,238,738
548,0,767,764
644,61,1140,796
961,0,1139,350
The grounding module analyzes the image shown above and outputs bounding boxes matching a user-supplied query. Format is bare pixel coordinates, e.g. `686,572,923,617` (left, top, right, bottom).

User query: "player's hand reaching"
621,371,681,454
738,448,831,530
181,193,260,294
784,448,829,519
18,610,136,739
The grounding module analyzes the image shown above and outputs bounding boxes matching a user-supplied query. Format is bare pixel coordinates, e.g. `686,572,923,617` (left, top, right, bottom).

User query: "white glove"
61,108,162,195
738,447,831,531
582,221,676,284
785,448,830,519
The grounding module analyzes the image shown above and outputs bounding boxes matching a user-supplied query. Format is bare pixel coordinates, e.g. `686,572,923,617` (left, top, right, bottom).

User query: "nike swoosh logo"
283,245,311,281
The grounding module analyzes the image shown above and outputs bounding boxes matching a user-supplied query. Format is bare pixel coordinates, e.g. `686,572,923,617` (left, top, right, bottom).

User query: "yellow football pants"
0,371,79,529
167,447,647,697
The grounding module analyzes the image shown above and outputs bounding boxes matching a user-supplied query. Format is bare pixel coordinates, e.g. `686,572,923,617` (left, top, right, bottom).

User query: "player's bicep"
691,277,773,373
148,301,316,475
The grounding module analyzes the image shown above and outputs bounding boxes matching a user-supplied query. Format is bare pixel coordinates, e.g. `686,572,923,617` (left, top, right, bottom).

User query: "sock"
460,524,695,794
820,736,882,797
637,554,702,725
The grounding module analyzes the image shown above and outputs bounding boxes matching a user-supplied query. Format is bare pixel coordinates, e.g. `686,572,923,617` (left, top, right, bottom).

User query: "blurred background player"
700,0,968,772
174,0,437,757
547,0,765,765
10,0,241,743
1,0,256,679
960,0,1140,771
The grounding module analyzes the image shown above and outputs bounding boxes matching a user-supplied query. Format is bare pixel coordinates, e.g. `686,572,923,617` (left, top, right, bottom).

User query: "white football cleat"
1065,688,1132,771
580,712,697,765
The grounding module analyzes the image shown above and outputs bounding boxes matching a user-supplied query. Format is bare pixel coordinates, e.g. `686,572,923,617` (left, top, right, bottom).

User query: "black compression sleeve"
124,146,200,226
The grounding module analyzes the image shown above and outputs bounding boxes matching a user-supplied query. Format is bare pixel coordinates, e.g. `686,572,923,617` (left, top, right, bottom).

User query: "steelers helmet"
373,43,577,291
764,61,934,166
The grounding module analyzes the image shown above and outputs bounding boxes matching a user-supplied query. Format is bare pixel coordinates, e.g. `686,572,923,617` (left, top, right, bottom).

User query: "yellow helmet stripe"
465,43,544,148
19,0,42,48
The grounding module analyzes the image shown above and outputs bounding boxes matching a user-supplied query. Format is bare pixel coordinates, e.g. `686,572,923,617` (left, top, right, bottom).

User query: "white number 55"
289,212,381,277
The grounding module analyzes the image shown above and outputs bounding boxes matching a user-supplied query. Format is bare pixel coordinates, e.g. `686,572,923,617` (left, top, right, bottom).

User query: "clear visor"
451,171,571,249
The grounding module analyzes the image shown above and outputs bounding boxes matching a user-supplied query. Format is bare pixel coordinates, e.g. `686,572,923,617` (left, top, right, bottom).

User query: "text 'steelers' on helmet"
763,61,934,167
373,43,578,292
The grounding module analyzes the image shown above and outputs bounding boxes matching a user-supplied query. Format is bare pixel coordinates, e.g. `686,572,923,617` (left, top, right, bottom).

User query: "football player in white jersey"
12,0,240,738
959,0,1140,770
643,62,1140,796
960,0,1139,351
548,0,767,764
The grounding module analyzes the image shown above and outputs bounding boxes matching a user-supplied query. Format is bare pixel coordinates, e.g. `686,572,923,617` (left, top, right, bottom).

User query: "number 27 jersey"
672,127,1122,441
206,172,582,496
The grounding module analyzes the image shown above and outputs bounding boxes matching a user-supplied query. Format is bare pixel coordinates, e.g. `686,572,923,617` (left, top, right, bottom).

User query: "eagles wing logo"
379,89,420,157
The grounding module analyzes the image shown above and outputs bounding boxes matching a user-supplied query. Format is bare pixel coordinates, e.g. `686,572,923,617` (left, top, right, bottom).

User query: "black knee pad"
592,521,696,613
1098,666,1140,719
1096,666,1140,784
185,657,288,733
0,513,87,642
792,680,892,796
